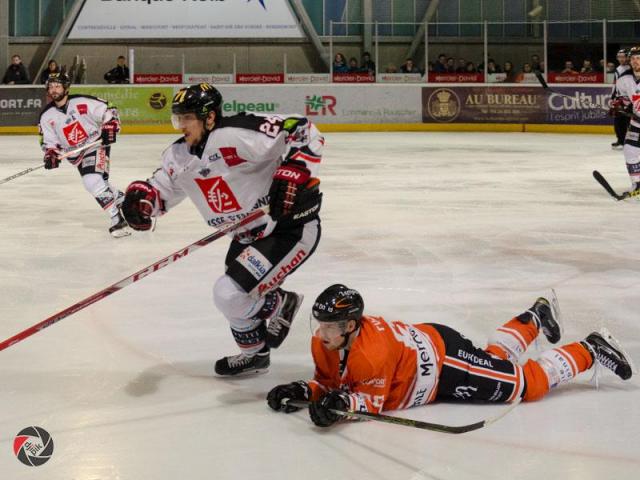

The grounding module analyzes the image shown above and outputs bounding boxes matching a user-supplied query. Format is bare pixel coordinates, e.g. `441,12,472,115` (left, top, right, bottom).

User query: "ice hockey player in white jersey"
610,48,631,150
613,46,640,198
121,83,324,376
38,72,130,237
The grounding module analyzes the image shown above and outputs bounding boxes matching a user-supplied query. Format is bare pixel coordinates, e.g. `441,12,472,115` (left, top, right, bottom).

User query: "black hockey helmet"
312,284,364,325
171,83,222,120
628,46,640,58
46,72,71,90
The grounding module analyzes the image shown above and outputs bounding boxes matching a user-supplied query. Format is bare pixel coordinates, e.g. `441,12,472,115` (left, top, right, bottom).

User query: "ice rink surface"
0,132,638,479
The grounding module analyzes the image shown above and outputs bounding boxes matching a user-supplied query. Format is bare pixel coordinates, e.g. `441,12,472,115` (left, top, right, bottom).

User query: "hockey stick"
534,71,629,117
592,170,640,201
0,207,268,352
0,140,103,186
285,398,521,435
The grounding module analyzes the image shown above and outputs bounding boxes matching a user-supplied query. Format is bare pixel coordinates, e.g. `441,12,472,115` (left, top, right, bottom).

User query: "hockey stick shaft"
0,165,44,185
286,397,520,434
0,207,268,352
534,71,630,117
0,140,103,186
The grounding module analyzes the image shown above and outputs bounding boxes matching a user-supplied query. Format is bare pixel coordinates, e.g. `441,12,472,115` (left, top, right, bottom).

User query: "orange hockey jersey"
308,316,446,413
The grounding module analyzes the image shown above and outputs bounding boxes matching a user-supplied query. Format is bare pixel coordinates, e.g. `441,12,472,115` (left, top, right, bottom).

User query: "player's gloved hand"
269,159,311,220
309,390,350,427
101,119,120,145
43,147,61,169
267,381,311,413
121,181,158,231
609,97,629,117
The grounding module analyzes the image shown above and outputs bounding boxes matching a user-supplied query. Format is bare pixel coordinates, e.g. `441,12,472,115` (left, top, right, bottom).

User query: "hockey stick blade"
592,170,626,201
0,207,268,352
285,398,520,434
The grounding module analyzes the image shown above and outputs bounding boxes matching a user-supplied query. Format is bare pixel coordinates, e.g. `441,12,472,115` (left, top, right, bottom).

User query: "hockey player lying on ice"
267,284,633,428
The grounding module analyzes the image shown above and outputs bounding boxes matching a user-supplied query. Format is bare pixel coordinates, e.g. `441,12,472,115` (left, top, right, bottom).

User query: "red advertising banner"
332,72,376,83
236,73,285,84
134,74,183,84
547,72,604,83
422,86,612,125
428,73,484,83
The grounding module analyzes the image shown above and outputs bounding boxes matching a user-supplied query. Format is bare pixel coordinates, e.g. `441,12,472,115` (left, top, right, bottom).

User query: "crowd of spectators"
332,52,376,75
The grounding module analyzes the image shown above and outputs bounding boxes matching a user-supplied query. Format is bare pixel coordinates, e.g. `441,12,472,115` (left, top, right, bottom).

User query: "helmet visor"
309,313,349,339
171,112,199,130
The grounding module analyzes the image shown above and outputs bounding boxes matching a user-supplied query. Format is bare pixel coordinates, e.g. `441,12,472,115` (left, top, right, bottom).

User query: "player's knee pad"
213,275,261,322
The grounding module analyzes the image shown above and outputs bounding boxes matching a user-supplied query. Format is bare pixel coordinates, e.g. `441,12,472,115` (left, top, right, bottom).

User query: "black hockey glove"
101,119,119,145
121,180,158,231
268,159,312,220
309,390,350,428
267,381,311,413
43,147,61,169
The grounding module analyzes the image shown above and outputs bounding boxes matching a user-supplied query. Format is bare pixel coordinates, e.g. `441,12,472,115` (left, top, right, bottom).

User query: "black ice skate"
109,212,131,238
582,328,633,380
265,289,303,349
214,347,270,376
611,141,624,150
520,296,561,344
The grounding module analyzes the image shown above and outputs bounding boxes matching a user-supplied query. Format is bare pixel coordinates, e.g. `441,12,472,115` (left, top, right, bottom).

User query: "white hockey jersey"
38,95,118,164
148,113,323,238
614,68,640,127
612,64,631,98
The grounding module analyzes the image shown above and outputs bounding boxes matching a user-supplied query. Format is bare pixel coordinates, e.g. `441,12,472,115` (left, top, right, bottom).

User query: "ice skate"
611,141,624,150
109,212,131,238
214,347,270,376
582,328,633,380
265,289,303,349
520,296,562,344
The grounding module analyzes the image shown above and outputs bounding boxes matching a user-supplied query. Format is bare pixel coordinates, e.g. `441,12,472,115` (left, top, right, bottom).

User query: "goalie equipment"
121,181,159,231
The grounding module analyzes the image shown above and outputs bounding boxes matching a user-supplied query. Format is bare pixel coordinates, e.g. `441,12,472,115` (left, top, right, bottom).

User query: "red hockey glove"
43,147,61,169
121,181,159,231
609,97,630,117
268,159,311,220
101,119,120,145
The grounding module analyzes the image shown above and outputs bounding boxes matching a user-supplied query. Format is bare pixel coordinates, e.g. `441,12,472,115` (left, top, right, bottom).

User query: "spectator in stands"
580,59,594,73
515,63,534,83
503,61,516,82
606,61,616,73
2,54,30,84
433,54,447,73
332,53,349,73
596,59,605,73
104,55,130,84
401,58,420,74
465,61,477,73
531,54,542,72
446,57,456,73
347,57,359,73
456,58,467,73
385,63,398,73
487,59,502,74
360,52,376,75
427,61,434,73
561,60,578,74
40,59,60,84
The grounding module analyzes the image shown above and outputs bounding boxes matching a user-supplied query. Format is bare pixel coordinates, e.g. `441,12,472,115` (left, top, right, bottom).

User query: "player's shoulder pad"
619,68,634,78
38,102,57,120
219,112,269,133
69,94,113,107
